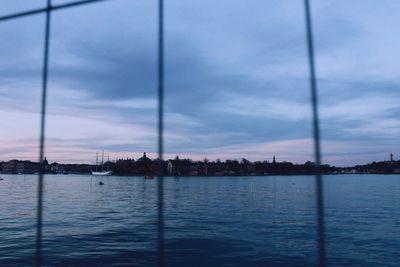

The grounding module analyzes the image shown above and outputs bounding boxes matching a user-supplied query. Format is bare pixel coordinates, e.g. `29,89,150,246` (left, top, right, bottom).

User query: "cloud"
0,0,399,165
211,95,310,121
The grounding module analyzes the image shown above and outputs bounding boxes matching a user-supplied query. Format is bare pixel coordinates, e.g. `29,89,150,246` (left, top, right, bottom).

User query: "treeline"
346,160,400,174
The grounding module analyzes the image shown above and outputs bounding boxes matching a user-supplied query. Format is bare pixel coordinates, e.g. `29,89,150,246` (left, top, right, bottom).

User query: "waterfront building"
167,160,174,175
43,157,49,171
16,161,40,174
137,152,152,174
50,162,65,174
2,160,18,174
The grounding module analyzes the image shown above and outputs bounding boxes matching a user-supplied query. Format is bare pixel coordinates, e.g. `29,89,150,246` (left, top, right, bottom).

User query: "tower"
273,155,276,164
390,153,394,162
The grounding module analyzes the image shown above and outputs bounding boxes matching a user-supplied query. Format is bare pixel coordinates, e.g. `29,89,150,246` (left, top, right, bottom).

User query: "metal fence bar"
303,0,326,266
36,0,52,266
157,0,165,265
0,0,113,22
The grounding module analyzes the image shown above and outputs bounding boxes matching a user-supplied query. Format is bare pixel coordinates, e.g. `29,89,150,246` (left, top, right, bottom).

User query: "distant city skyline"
0,150,398,168
1,1,400,166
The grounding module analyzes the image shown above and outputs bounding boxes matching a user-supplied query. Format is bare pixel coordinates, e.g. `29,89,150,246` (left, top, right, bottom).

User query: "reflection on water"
0,175,399,266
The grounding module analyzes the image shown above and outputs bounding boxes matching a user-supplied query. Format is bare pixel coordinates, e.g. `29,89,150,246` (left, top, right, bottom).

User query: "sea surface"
0,174,399,266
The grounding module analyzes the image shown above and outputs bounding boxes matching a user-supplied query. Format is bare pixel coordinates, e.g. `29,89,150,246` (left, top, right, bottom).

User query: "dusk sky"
1,0,399,166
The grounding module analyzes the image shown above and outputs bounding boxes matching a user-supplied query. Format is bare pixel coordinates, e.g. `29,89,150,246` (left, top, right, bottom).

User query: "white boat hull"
91,171,112,176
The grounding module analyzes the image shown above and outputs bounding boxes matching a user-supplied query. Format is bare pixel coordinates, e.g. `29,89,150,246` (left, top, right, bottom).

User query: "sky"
0,0,400,166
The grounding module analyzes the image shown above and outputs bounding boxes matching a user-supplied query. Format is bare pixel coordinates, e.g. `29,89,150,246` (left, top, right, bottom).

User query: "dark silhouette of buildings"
1,157,50,174
2,152,400,176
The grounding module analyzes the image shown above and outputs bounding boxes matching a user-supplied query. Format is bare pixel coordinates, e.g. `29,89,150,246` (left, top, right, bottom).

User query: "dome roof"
137,152,152,163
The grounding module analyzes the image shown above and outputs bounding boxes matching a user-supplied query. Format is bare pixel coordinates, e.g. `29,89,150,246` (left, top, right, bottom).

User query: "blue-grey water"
1,174,399,266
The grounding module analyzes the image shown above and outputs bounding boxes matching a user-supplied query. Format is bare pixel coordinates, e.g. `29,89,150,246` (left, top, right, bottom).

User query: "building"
136,152,152,174
16,161,40,174
167,160,174,175
50,162,65,174
2,160,18,174
2,159,45,174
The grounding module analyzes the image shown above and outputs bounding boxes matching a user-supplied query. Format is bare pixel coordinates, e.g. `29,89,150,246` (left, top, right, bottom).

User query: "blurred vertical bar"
36,0,52,266
157,0,165,266
303,0,326,266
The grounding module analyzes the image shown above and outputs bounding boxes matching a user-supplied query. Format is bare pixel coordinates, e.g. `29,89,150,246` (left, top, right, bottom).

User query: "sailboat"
91,151,112,176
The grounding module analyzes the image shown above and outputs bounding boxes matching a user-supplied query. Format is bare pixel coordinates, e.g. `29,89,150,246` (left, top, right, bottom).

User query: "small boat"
144,175,154,179
98,181,104,185
0,178,4,180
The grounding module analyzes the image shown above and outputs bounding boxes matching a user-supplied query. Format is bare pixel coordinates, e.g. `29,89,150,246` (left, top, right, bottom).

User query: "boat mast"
107,155,110,171
96,152,98,172
101,150,104,172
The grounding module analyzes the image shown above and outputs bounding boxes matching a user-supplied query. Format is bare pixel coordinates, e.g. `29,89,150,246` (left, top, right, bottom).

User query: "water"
0,175,399,266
